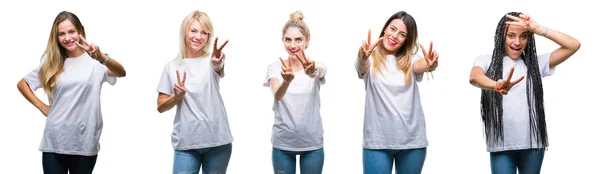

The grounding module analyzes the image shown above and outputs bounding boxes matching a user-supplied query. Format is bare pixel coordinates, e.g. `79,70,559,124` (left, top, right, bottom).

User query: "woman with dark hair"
16,11,127,174
469,12,580,174
356,11,438,174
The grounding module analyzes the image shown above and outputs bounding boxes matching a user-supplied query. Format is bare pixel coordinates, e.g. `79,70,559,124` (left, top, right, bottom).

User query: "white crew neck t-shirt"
263,60,327,151
473,53,554,152
24,53,117,156
357,54,428,150
157,55,233,150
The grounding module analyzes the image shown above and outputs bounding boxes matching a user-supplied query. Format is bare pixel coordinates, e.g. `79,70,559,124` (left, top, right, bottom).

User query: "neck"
66,48,85,58
185,50,204,58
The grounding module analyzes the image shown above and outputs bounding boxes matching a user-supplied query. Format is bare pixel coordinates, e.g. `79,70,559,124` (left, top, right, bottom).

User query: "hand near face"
75,35,104,61
294,49,316,77
358,30,384,61
505,14,541,34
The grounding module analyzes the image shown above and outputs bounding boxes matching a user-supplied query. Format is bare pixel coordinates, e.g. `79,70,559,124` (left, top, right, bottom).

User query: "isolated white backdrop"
0,0,597,173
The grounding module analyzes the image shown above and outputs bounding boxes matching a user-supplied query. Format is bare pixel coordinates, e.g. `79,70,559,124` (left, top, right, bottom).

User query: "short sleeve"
473,54,492,72
263,61,282,87
315,61,327,85
157,63,174,95
24,66,42,91
23,57,47,91
410,54,424,82
102,67,117,85
537,53,555,77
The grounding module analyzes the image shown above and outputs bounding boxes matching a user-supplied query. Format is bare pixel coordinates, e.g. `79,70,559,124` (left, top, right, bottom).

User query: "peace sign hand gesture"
211,37,229,69
280,57,295,83
419,41,439,71
173,70,187,100
495,67,525,95
294,49,316,77
74,35,104,62
358,30,384,61
505,14,541,35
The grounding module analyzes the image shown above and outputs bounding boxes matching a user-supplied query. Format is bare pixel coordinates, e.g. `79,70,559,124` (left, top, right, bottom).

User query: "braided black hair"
481,12,548,149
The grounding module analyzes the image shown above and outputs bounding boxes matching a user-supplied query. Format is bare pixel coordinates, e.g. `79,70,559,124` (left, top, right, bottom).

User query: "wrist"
99,53,110,65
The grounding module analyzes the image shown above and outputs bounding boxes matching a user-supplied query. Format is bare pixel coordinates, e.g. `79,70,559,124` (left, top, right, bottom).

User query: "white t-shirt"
156,55,233,150
24,53,117,156
357,54,428,150
473,53,554,152
263,60,327,151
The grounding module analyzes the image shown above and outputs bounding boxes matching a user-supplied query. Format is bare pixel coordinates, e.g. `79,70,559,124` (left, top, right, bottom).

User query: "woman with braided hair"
469,12,580,173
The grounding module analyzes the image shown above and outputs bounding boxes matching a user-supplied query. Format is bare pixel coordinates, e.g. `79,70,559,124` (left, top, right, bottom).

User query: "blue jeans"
173,143,232,174
490,149,545,174
363,148,427,174
272,147,324,174
42,152,98,174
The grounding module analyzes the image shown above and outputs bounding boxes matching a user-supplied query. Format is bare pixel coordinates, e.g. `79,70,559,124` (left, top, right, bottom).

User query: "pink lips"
388,38,398,46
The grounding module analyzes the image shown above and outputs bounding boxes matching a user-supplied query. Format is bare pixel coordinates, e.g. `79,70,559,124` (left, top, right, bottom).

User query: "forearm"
17,79,47,109
102,54,126,77
274,81,291,101
157,95,181,113
533,26,580,51
469,71,497,91
412,58,429,74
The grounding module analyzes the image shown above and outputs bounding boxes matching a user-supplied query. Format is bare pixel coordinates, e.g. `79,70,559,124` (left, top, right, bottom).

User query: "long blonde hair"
39,11,86,94
282,11,311,48
179,11,213,59
371,11,418,85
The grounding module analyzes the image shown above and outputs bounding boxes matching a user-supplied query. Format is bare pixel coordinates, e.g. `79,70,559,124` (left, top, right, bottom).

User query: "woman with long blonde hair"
16,11,126,174
263,11,327,174
156,11,232,174
355,11,438,173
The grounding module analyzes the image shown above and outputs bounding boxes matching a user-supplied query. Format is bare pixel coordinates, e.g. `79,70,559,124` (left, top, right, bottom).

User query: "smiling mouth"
510,46,521,52
388,38,398,46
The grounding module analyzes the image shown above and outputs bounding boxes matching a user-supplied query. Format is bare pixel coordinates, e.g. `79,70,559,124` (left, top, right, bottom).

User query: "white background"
1,0,597,173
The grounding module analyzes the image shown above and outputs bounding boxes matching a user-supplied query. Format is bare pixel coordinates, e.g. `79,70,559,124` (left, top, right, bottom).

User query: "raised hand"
419,41,439,71
174,70,187,100
280,57,294,83
505,14,541,34
294,49,316,77
495,67,525,95
211,37,229,68
74,34,104,61
358,30,384,61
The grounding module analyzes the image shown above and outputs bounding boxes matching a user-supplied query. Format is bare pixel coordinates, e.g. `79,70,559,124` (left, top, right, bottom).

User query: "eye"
295,38,302,42
520,34,527,39
201,31,208,35
68,30,75,34
508,34,515,39
285,38,291,42
59,33,65,37
400,33,406,38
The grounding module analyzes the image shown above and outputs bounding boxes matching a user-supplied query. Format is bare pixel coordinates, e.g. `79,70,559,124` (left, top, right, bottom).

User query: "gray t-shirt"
24,53,116,156
263,60,326,151
473,53,554,152
157,55,233,150
357,54,428,150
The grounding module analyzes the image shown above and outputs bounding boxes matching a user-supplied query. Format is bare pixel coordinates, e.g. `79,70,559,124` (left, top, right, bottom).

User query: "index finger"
182,71,187,84
218,39,229,51
279,57,288,69
79,35,90,45
428,41,433,57
506,67,515,81
176,70,181,83
367,30,371,45
419,43,427,58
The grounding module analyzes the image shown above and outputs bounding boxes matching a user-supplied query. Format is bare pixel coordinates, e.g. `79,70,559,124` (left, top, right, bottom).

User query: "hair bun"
290,11,304,21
